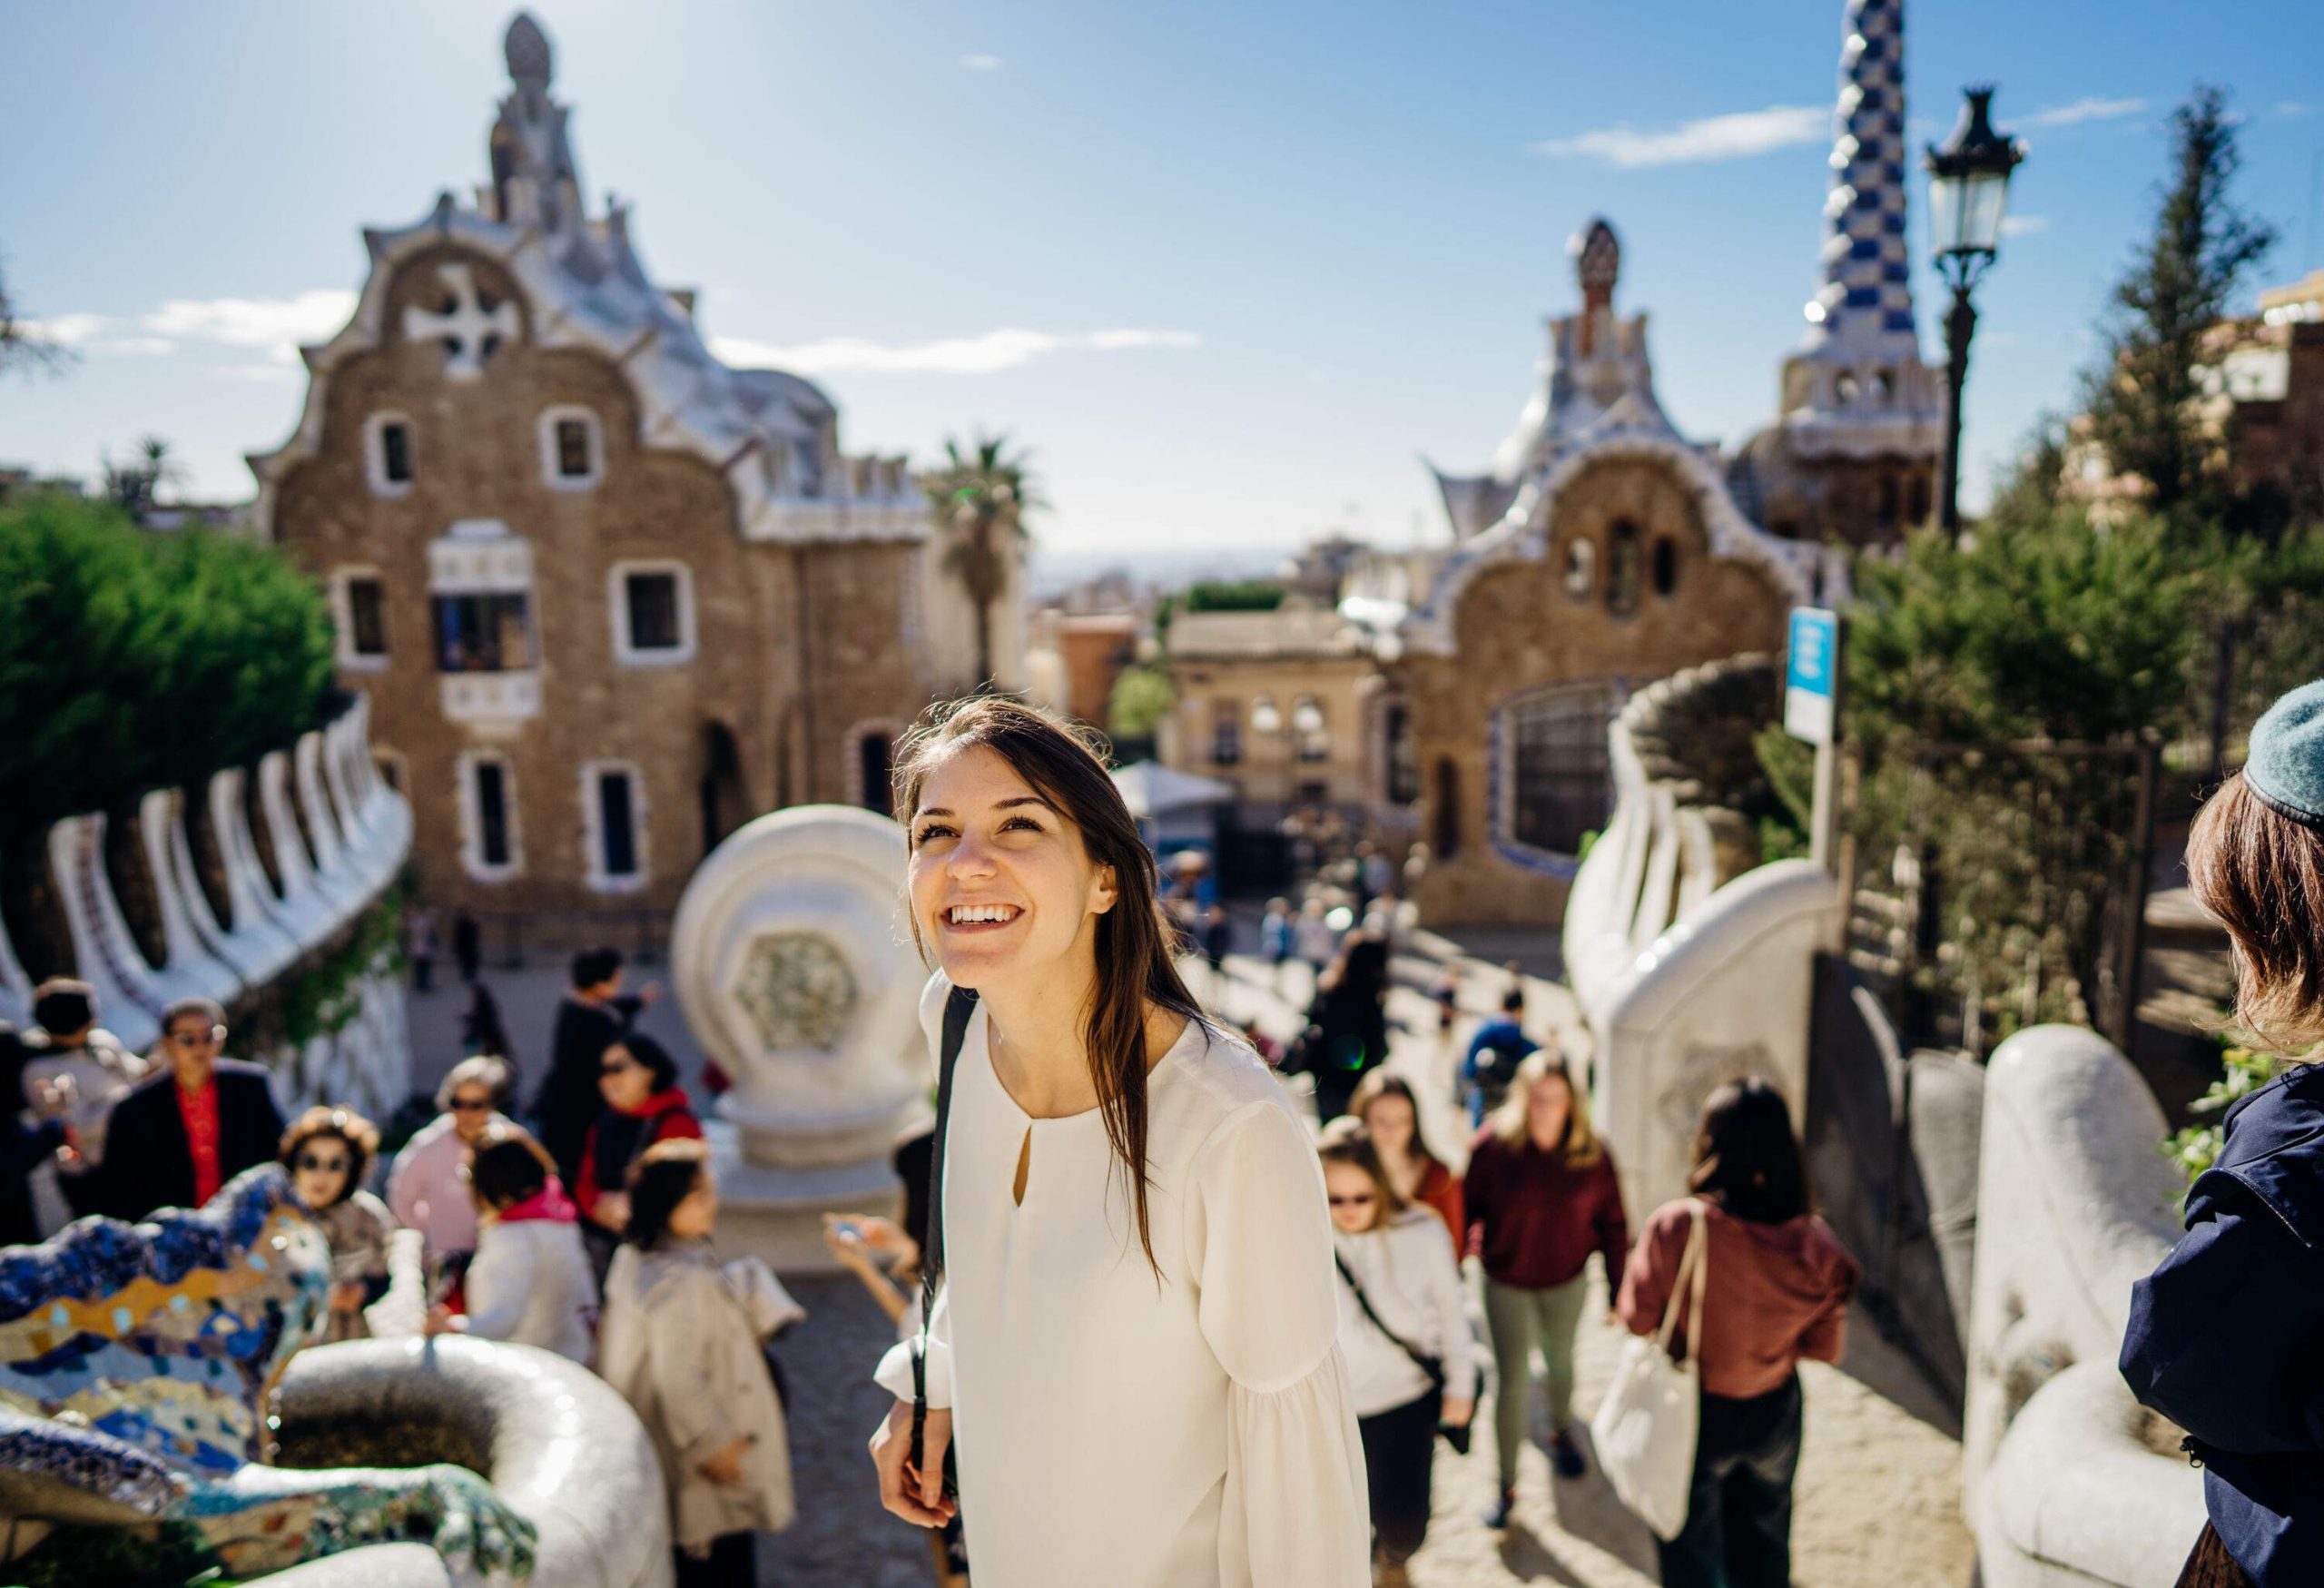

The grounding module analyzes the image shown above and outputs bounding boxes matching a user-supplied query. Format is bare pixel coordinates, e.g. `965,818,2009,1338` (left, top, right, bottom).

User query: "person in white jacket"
866,695,1371,1588
423,1127,596,1364
1319,1118,1477,1586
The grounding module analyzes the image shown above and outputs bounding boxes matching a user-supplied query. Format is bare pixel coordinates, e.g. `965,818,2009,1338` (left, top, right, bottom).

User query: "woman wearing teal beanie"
2122,679,2324,1588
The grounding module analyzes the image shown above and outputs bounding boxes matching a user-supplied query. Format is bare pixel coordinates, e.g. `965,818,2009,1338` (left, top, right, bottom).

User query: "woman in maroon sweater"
1616,1077,1857,1588
1465,1049,1628,1523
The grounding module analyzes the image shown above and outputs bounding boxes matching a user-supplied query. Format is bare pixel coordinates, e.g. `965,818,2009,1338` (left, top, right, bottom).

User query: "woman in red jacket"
1616,1077,1857,1588
1465,1049,1628,1523
577,1034,703,1258
1350,1070,1463,1247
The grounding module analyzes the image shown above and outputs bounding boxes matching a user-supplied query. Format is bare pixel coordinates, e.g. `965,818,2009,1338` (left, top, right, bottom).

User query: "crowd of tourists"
0,944,793,1588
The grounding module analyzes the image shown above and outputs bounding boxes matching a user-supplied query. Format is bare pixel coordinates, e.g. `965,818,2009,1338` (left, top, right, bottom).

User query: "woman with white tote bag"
1609,1080,1858,1588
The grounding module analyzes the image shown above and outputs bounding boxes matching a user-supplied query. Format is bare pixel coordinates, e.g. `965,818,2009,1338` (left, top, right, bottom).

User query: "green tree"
1107,664,1174,744
922,434,1041,690
0,249,69,377
0,494,334,839
2080,84,2277,530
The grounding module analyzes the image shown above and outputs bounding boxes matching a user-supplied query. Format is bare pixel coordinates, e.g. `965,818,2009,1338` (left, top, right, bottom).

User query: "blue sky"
4,0,2320,569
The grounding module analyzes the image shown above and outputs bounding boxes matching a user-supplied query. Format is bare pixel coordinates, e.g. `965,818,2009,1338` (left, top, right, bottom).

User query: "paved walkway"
391,921,1974,1587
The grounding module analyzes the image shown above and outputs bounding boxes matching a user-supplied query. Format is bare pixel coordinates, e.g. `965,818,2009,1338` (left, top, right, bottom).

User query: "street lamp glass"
1924,85,2024,262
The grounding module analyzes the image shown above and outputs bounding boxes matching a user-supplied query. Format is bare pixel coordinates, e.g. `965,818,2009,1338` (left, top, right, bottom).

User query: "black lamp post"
1925,85,2025,538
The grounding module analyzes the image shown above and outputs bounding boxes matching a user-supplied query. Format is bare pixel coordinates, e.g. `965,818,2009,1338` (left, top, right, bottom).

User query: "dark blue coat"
2122,1062,2324,1585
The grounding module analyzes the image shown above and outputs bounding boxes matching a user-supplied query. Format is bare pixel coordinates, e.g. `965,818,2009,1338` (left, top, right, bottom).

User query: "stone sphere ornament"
671,804,928,1198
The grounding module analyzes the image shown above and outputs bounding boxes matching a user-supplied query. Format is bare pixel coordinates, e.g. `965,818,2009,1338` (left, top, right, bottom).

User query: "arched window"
1384,703,1419,805
1431,758,1461,860
858,732,893,814
1563,538,1596,600
1606,522,1641,616
1502,682,1616,857
1210,700,1242,766
1651,537,1678,597
1876,475,1900,530
1292,696,1329,763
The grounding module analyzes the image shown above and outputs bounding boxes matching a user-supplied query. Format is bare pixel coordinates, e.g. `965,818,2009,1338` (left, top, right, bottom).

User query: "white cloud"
22,315,178,357
1535,104,1827,168
209,364,304,384
1999,215,2049,236
960,53,1003,72
2280,102,2315,120
141,289,357,360
710,326,1199,376
2025,96,2146,127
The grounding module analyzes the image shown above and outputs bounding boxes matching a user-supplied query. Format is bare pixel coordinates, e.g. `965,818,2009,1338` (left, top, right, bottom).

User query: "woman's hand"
329,1281,368,1314
1442,1395,1474,1429
870,1398,956,1527
422,1305,460,1337
699,1436,752,1487
590,1192,629,1232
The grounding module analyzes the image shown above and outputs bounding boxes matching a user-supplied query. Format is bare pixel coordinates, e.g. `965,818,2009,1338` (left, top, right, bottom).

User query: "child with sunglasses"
281,1105,397,1344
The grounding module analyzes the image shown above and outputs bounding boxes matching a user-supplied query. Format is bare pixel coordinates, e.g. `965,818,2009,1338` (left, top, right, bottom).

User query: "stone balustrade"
0,695,413,1119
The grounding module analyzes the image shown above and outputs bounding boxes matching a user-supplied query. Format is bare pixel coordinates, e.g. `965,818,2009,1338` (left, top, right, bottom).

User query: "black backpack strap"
1333,1250,1445,1389
912,984,980,1408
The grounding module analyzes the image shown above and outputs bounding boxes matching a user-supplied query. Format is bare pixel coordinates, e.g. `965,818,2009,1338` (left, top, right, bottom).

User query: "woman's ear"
1088,863,1119,915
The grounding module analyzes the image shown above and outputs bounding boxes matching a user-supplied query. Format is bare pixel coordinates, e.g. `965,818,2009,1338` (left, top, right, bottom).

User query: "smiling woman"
865,695,1371,1588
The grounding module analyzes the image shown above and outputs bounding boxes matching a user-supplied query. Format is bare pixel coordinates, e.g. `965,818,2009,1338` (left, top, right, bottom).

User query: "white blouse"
1331,1208,1480,1417
875,972,1370,1588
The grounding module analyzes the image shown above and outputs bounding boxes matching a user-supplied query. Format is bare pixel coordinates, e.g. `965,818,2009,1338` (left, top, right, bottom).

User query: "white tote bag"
1589,1198,1708,1540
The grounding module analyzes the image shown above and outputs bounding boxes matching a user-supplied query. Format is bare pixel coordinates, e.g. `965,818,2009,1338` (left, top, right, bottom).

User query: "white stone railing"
1561,656,1837,1218
0,695,413,1119
1965,1025,2203,1588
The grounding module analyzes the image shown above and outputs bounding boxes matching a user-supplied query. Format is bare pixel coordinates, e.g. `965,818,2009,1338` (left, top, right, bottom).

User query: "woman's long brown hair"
2189,774,2324,1055
892,695,1205,1276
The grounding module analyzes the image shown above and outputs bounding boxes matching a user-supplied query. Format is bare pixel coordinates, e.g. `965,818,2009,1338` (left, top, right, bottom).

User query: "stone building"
251,15,975,925
1158,602,1379,840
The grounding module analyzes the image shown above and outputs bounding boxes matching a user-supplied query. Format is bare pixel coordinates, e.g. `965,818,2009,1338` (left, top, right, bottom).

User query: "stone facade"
1396,458,1791,924
253,15,955,922
1158,604,1380,827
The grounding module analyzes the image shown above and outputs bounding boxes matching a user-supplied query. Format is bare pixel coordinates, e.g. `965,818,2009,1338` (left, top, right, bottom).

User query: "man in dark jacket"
94,997,286,1222
533,947,655,1187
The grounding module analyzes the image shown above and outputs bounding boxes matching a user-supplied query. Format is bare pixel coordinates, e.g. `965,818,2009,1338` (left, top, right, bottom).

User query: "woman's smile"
940,900,1025,935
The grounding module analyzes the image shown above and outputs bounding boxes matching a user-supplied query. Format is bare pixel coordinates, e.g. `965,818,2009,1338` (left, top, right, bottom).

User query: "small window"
381,423,412,483
1563,538,1595,600
1606,522,1641,616
348,577,388,656
1384,703,1419,805
1293,696,1329,764
1211,701,1243,766
597,770,638,880
858,734,893,814
537,406,603,490
366,413,415,498
1432,758,1461,859
1651,538,1678,598
608,561,697,666
556,419,593,478
433,592,534,673
475,761,511,870
626,574,682,651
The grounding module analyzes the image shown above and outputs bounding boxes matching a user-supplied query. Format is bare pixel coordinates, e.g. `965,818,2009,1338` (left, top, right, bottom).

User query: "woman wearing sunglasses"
280,1105,397,1344
865,696,1369,1588
576,1036,703,1277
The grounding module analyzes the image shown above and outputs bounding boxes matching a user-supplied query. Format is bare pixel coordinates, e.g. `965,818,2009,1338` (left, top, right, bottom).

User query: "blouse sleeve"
872,1275,952,1406
1185,1098,1370,1588
1614,1203,1681,1339
1420,1217,1479,1401
1593,1154,1632,1283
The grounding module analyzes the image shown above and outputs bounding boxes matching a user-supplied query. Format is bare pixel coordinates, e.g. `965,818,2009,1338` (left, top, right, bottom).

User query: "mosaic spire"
1806,0,1915,352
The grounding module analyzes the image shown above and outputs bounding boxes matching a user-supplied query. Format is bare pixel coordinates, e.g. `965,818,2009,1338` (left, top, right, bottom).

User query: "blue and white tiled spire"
1783,0,1939,457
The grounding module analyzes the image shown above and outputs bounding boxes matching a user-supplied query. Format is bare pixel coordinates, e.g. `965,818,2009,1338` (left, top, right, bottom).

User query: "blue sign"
1784,607,1839,745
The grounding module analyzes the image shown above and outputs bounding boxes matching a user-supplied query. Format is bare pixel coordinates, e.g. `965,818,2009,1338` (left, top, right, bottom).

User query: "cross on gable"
401,261,519,381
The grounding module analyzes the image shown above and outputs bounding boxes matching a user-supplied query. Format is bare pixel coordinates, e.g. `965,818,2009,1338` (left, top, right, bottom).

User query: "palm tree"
103,435,184,518
922,433,1041,690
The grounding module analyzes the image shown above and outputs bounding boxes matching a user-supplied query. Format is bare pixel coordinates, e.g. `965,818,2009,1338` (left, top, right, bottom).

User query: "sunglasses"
448,1098,494,1112
1327,1194,1376,1208
295,1153,350,1175
169,1029,222,1046
600,1059,638,1076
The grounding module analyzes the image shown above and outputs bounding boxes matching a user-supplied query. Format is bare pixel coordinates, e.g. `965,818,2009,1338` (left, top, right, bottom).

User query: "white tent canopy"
1109,761,1236,822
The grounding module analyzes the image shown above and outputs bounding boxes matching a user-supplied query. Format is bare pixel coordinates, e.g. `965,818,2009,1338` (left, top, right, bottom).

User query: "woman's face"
667,1168,718,1240
907,744,1118,993
1324,1161,1380,1234
1526,1071,1573,1150
293,1133,353,1209
599,1043,653,1111
448,1085,497,1143
1362,1093,1416,1156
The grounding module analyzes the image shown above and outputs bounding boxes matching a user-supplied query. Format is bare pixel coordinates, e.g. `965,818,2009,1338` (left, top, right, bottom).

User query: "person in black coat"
1293,932,1393,1123
93,998,286,1222
0,1025,66,1247
2122,681,2324,1588
533,946,655,1187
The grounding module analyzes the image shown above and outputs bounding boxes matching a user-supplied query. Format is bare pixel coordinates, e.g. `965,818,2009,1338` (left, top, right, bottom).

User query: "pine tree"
2081,84,2276,530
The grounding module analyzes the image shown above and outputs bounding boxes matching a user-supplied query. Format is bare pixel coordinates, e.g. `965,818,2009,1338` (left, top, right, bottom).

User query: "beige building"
1157,603,1379,832
251,16,993,923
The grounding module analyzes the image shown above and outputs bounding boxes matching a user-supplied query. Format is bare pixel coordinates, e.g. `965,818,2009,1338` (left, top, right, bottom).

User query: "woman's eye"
1002,815,1042,833
913,824,956,844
